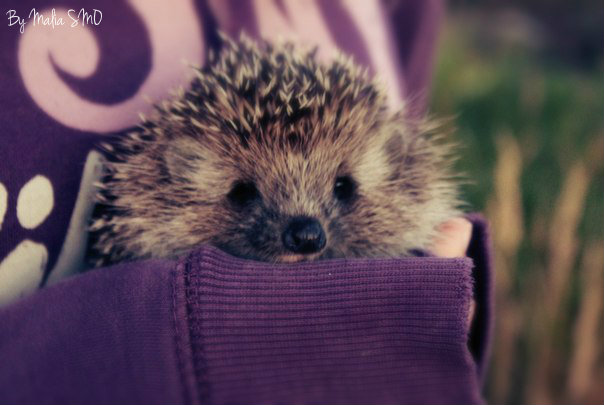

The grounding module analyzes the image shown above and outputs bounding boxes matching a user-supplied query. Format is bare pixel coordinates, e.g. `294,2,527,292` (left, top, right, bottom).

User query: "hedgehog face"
89,36,460,266
153,113,457,263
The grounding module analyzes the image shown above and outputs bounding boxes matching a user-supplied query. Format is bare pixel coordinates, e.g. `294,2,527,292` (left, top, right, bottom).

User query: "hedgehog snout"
281,216,326,255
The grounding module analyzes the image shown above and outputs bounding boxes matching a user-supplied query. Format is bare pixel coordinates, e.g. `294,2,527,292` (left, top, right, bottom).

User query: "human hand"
430,217,475,326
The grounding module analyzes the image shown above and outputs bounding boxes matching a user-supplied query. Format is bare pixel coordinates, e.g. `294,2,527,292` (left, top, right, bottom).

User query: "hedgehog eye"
333,176,356,202
228,181,260,207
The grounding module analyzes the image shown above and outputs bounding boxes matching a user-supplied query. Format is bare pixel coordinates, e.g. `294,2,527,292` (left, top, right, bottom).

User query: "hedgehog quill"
88,35,462,267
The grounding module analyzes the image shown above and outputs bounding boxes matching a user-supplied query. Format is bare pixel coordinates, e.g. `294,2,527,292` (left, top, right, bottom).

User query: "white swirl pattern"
18,0,205,133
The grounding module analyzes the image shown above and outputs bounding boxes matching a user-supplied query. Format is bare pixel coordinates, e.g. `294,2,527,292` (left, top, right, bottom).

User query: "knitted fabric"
0,216,492,404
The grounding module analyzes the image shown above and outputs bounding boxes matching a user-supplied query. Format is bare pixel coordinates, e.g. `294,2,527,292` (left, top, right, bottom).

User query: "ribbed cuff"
178,244,486,405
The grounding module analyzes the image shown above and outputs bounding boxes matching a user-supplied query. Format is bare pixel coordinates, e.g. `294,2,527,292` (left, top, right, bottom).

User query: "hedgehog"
87,35,461,267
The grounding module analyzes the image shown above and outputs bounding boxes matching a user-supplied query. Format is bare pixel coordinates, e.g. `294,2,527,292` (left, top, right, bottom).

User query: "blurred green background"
429,1,603,404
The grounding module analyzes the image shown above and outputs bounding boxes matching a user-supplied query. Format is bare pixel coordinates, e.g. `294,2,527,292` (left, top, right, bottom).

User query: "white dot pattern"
0,175,55,306
0,240,48,306
16,175,54,229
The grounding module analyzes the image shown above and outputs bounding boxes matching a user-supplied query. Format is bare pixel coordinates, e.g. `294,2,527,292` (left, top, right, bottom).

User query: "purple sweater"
1,2,493,403
0,215,492,405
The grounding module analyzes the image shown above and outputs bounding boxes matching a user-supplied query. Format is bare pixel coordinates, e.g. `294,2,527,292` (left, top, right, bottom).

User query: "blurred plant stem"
526,158,591,404
487,133,524,404
566,241,604,404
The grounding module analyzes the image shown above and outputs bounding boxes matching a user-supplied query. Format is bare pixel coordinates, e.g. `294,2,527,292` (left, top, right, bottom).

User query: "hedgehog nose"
282,217,326,254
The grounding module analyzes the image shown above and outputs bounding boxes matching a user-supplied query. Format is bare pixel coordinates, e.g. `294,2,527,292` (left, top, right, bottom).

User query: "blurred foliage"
449,0,604,70
430,7,603,405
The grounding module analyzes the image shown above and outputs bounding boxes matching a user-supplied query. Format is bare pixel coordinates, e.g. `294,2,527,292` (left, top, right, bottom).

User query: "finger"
430,217,475,327
430,217,473,258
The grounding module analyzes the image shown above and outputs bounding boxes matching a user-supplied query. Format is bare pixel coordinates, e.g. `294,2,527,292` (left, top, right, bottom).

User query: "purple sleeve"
0,216,492,405
0,259,186,405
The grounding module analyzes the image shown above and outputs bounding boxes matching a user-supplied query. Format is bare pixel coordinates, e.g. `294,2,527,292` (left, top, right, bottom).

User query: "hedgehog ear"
383,131,408,174
164,137,206,181
382,128,434,203
382,129,426,182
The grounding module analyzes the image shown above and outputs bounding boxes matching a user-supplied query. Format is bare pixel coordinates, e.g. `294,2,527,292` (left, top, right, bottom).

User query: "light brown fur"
88,35,461,267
